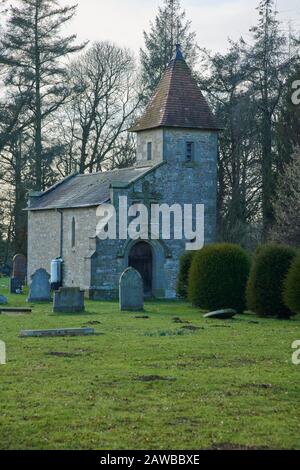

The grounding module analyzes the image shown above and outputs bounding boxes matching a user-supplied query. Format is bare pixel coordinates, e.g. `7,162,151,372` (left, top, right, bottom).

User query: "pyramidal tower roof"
130,45,220,132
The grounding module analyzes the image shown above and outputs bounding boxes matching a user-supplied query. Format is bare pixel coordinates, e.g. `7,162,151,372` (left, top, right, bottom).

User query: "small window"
186,142,194,162
147,142,152,161
71,217,76,248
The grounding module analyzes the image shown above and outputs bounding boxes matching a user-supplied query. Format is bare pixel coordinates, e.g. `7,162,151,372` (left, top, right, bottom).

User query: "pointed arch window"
71,217,76,248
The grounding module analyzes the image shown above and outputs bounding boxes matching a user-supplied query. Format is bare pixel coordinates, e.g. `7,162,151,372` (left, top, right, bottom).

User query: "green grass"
1,277,300,450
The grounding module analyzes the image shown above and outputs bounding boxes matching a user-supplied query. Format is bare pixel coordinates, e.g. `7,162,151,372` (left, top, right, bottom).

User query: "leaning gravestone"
119,267,144,312
27,269,51,302
203,309,237,320
12,254,27,284
53,287,85,313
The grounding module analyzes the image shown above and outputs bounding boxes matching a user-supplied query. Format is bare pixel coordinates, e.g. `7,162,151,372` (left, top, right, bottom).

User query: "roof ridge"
76,165,149,177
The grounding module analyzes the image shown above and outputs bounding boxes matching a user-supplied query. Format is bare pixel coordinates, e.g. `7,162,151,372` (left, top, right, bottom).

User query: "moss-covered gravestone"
119,267,144,312
53,287,85,313
28,269,51,302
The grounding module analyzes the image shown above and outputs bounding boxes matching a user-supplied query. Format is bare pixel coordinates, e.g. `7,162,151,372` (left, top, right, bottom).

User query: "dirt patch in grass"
135,375,176,382
173,317,191,324
229,358,258,366
145,329,196,337
209,324,232,328
135,315,150,319
83,321,102,325
46,349,94,358
180,325,204,332
240,383,275,390
211,443,269,450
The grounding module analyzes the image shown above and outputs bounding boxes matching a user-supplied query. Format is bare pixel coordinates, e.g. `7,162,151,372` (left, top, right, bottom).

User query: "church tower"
130,45,220,246
130,44,220,167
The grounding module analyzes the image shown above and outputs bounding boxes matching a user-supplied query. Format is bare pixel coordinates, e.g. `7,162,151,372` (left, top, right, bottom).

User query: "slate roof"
130,45,220,132
27,166,155,211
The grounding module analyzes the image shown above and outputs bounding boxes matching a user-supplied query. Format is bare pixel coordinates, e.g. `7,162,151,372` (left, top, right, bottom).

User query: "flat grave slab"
0,308,32,314
19,328,95,338
203,309,237,320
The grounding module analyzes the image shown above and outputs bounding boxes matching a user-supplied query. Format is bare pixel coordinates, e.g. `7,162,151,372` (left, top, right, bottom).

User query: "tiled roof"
130,47,220,132
27,166,155,211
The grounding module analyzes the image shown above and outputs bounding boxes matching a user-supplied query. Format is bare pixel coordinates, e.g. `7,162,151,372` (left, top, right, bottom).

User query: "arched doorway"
128,242,153,296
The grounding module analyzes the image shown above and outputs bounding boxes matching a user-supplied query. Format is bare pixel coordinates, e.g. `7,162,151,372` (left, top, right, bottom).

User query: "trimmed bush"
188,243,250,313
284,254,300,315
246,244,297,319
176,251,195,299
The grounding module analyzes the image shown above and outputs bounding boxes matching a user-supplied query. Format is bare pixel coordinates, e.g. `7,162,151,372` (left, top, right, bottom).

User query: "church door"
128,242,153,296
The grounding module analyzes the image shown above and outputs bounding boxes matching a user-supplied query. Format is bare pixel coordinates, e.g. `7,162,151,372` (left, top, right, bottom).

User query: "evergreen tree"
245,0,290,236
275,64,300,173
271,151,300,246
0,0,86,190
140,0,198,98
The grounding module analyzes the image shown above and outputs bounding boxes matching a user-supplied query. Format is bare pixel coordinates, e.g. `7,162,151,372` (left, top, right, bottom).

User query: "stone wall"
27,207,98,289
28,210,61,282
136,129,164,166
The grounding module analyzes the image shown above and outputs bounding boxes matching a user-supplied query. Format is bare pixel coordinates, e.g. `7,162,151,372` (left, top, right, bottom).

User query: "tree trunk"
261,112,273,237
13,136,27,254
34,3,43,191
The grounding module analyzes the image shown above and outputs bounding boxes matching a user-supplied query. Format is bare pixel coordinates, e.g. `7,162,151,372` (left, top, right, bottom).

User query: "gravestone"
0,340,5,365
12,254,27,284
53,287,85,313
119,267,144,312
9,277,23,294
203,309,237,320
0,295,8,305
27,269,51,302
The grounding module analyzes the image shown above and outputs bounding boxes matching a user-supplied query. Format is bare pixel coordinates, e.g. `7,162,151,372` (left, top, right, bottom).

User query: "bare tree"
56,42,142,175
271,151,300,246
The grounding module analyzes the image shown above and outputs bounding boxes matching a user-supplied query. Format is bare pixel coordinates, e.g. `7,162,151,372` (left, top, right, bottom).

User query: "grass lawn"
0,278,300,450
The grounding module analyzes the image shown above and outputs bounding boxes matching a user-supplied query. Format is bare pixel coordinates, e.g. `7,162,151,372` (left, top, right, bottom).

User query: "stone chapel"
26,46,220,299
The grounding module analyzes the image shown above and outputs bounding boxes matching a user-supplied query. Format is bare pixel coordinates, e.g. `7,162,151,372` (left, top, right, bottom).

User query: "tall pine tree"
140,0,198,98
0,0,86,191
245,0,290,236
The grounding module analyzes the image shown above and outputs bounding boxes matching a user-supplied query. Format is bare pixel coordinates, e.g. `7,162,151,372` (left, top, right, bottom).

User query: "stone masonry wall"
27,207,98,289
136,129,164,166
27,210,61,283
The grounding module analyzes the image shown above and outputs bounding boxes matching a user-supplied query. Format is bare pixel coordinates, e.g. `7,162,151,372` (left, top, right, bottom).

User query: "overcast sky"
59,0,300,56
